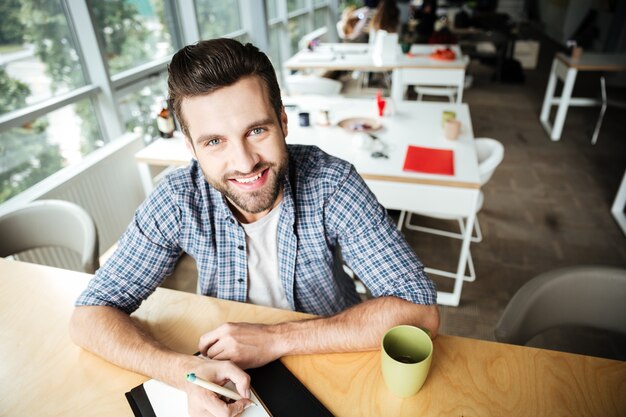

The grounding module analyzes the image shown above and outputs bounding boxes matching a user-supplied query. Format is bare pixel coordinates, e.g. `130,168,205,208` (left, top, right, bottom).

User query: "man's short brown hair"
168,38,283,138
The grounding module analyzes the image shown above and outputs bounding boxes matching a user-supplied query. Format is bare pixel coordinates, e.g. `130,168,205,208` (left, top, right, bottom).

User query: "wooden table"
539,52,626,141
1,259,625,417
134,98,480,306
284,43,469,103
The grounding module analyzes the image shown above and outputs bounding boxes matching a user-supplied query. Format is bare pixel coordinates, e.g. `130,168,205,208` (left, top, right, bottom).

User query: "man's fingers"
198,331,219,356
227,399,253,417
215,361,251,399
200,390,232,417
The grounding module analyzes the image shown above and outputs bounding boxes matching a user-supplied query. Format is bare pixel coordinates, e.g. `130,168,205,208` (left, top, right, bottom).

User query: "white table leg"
455,67,465,104
540,59,558,128
611,170,626,237
137,162,154,197
391,70,403,102
550,67,578,141
437,192,479,307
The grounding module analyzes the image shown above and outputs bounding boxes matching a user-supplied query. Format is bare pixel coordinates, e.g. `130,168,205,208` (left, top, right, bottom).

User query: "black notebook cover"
125,359,334,417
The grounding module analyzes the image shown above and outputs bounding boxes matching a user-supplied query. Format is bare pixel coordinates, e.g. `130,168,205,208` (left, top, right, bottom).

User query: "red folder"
402,145,454,175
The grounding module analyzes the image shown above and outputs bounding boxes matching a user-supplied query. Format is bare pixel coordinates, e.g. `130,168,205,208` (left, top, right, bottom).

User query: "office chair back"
0,199,99,273
495,266,626,346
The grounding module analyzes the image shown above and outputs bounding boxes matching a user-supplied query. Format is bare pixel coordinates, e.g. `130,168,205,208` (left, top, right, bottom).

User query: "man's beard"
205,154,288,215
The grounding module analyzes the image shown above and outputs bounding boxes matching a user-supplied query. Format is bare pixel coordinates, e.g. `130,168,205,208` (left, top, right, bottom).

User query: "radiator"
3,132,146,272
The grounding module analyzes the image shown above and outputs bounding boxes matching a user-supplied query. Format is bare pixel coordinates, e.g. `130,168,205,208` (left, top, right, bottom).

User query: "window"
0,99,100,202
0,1,87,113
88,0,176,76
0,0,101,204
0,0,328,205
117,73,169,142
195,0,243,39
288,15,309,54
287,0,307,13
266,0,332,81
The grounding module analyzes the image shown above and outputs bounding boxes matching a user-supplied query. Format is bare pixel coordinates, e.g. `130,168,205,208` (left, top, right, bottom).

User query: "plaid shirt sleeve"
75,175,185,314
325,164,437,305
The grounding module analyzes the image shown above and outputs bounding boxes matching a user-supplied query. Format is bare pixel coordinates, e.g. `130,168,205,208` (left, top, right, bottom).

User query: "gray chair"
0,199,99,273
495,266,626,347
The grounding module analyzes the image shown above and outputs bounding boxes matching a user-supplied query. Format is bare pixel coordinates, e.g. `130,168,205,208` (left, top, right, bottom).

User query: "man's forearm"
69,305,194,389
201,296,439,368
274,296,440,356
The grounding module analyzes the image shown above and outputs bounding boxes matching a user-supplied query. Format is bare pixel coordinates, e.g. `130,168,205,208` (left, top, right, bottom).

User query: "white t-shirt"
241,203,291,310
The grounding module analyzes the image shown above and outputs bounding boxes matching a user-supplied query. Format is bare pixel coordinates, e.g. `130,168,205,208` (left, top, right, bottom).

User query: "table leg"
550,67,578,141
456,71,464,104
540,59,558,128
137,162,154,197
437,193,479,307
391,70,403,102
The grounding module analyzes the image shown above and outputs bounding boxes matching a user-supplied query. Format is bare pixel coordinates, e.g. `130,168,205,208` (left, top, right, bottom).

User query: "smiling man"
70,38,438,417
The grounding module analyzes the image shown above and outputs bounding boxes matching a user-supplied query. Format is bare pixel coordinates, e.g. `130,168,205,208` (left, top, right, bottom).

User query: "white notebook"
143,379,271,417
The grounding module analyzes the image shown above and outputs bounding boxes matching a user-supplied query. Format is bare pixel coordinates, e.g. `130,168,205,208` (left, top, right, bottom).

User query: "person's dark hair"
168,38,282,138
371,0,400,33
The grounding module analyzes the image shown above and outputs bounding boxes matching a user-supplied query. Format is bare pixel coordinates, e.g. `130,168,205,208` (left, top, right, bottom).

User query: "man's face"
182,76,289,223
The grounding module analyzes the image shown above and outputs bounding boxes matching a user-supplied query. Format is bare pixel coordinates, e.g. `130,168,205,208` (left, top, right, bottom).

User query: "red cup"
377,99,386,117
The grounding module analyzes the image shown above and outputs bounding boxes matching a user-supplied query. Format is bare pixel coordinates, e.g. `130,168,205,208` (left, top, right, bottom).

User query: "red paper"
402,145,454,175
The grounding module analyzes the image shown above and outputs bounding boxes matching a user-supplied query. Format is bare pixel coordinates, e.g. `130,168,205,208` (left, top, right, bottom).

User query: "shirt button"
238,278,245,283
237,245,244,250
229,218,235,224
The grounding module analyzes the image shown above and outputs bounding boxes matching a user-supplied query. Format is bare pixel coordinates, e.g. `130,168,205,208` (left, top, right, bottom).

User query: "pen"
185,373,257,406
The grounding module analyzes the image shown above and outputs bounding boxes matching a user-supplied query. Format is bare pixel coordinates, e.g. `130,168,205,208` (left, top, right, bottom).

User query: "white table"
284,96,480,306
134,132,192,195
539,52,626,141
284,43,469,104
134,98,480,306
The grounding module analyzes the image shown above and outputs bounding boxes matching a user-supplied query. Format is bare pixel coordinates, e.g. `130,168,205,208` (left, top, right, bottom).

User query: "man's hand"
198,323,285,369
185,357,254,417
197,297,439,371
70,306,256,417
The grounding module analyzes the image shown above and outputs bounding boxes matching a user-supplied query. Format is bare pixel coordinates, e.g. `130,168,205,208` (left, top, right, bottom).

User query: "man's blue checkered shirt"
76,145,436,315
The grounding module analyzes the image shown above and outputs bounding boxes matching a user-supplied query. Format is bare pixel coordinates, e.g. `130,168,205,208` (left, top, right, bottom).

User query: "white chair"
0,199,100,273
414,86,457,103
285,74,343,96
399,138,504,281
391,55,469,104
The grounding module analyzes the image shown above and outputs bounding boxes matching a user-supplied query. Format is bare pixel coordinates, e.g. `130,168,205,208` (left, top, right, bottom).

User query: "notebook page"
143,379,270,417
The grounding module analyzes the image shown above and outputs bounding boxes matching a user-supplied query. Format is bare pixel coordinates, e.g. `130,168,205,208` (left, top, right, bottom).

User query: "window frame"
0,0,335,206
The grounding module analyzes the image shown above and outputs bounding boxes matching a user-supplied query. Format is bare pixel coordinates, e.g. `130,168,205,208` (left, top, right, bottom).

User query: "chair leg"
407,212,467,240
424,247,476,282
397,210,407,231
466,248,476,282
458,217,483,243
473,217,483,243
405,213,478,282
591,76,607,145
